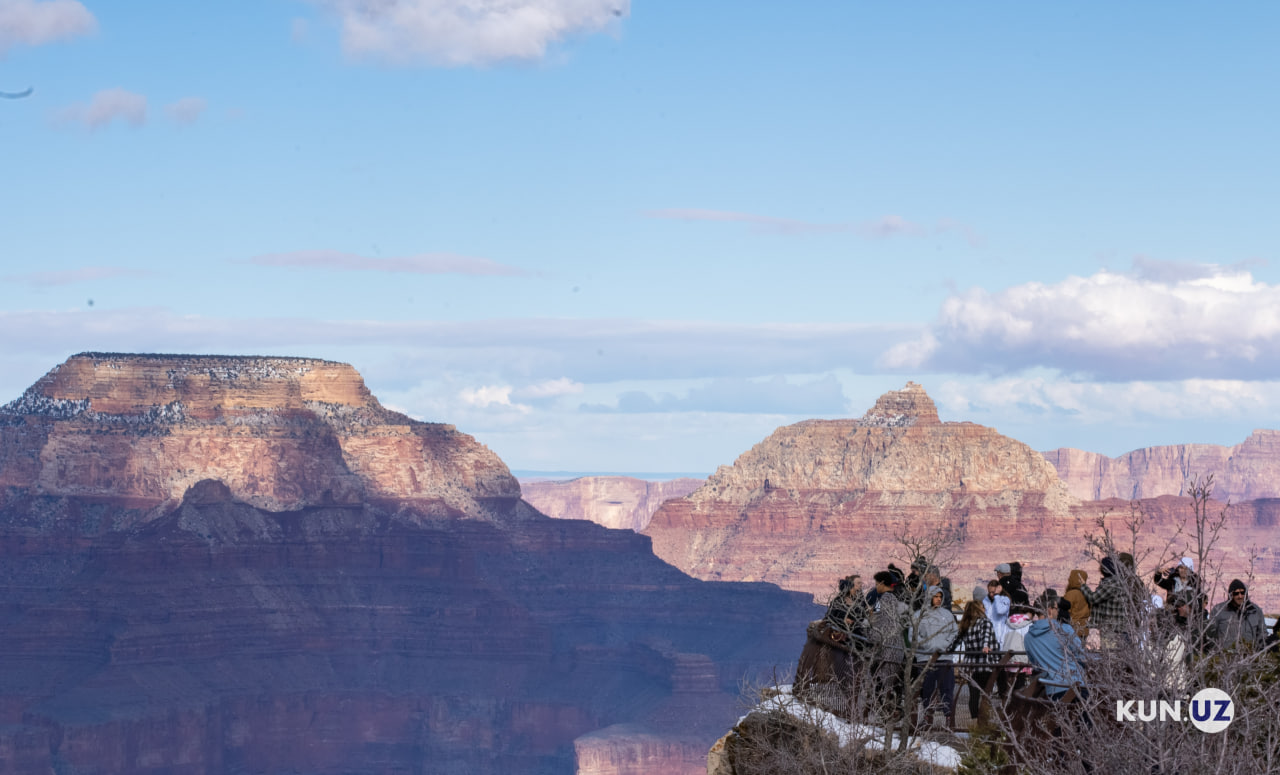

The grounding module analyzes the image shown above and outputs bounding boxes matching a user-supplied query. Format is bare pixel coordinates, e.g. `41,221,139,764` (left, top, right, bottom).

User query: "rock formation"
0,353,518,520
1044,430,1280,503
520,477,703,531
645,383,1280,611
0,354,820,775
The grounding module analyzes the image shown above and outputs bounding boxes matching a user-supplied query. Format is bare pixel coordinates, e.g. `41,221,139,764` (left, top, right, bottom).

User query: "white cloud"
0,0,95,54
250,250,529,276
882,265,1280,380
458,384,532,414
513,377,583,399
56,88,146,130
164,96,206,125
314,0,628,66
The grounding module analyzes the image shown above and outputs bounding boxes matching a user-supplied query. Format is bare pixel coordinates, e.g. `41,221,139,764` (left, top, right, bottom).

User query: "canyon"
0,354,819,775
520,477,703,532
1044,430,1280,503
644,383,1280,611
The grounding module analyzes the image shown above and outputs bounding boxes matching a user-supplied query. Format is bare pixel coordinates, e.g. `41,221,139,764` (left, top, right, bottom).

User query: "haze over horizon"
5,2,1280,472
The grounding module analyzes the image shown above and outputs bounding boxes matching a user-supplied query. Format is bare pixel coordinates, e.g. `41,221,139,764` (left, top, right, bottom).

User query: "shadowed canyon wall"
0,354,820,775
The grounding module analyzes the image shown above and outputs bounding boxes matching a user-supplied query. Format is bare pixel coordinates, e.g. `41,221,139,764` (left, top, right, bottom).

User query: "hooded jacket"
1063,569,1091,637
1024,619,1086,697
913,603,959,661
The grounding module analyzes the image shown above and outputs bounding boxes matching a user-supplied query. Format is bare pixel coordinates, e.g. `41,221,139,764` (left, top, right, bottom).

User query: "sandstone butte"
645,382,1280,613
1044,430,1280,503
0,353,820,775
520,477,704,532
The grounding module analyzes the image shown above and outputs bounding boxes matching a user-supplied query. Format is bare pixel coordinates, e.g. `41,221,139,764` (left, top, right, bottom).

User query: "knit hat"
1229,579,1247,595
1180,557,1195,571
1099,557,1116,577
973,585,987,602
995,562,1012,574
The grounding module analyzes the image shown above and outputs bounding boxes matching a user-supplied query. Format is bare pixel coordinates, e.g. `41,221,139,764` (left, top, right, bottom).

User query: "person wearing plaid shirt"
954,600,1000,721
1082,556,1133,648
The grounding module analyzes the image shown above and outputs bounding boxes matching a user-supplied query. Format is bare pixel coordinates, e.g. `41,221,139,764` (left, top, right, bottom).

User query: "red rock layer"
1044,430,1280,503
520,477,704,531
645,384,1280,612
0,353,518,518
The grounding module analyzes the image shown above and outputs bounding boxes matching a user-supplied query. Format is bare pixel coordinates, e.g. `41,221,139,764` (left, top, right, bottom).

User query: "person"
922,565,953,611
1153,591,1196,693
983,579,1011,647
1002,605,1036,695
1268,615,1280,654
824,574,869,641
995,563,1030,607
1023,599,1087,700
869,570,910,712
1082,556,1131,648
914,585,959,727
1208,579,1267,650
955,599,1000,721
905,557,929,610
1154,557,1200,601
1063,569,1091,642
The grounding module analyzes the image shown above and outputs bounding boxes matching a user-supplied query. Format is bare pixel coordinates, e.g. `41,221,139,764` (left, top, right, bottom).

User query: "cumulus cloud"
459,384,530,413
0,307,914,383
3,266,149,286
250,250,529,277
581,375,848,414
313,0,628,66
646,208,982,244
0,0,95,54
164,96,206,125
881,265,1280,380
56,88,146,130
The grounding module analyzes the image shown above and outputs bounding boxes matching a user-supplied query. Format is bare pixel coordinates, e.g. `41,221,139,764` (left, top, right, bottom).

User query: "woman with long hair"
956,599,1000,722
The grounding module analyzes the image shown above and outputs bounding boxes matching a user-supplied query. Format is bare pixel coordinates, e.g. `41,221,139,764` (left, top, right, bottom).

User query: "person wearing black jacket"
996,562,1030,607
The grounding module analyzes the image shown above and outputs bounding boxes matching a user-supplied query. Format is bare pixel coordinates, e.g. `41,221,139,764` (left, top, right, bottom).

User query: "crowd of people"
818,554,1280,728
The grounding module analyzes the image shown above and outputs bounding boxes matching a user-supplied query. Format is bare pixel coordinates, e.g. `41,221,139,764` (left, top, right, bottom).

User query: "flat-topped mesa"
0,353,519,518
857,380,939,427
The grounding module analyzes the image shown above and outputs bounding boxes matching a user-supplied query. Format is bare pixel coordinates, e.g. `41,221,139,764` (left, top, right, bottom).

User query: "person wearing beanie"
1208,579,1267,649
1082,555,1132,648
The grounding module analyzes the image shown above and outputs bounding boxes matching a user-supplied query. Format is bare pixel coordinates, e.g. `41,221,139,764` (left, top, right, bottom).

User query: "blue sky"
3,1,1280,473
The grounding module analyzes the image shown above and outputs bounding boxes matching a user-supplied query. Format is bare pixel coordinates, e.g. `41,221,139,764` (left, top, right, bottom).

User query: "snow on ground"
740,685,962,770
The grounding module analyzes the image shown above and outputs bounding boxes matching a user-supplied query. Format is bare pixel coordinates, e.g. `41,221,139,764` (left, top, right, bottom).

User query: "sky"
3,1,1280,474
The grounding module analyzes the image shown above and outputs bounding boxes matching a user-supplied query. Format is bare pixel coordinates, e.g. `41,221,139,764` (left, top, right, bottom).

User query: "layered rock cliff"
520,477,703,531
0,353,518,521
645,383,1280,610
1044,430,1280,503
0,354,821,775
